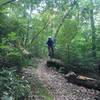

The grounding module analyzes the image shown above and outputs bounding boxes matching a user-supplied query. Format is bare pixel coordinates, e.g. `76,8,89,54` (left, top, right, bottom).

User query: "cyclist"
46,36,54,57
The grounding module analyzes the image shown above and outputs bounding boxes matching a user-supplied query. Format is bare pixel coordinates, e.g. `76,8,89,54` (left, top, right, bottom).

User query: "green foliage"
59,19,78,42
0,69,31,99
8,32,17,41
0,0,100,98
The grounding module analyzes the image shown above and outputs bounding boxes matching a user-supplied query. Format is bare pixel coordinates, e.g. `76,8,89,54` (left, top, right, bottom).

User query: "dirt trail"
36,59,99,100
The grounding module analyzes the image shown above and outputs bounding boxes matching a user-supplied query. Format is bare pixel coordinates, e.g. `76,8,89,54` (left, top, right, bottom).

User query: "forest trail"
35,59,99,100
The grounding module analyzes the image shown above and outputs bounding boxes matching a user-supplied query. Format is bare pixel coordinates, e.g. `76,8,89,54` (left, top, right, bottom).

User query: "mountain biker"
46,36,54,56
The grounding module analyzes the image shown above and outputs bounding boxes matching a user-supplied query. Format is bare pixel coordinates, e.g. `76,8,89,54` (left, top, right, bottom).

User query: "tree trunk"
90,0,96,57
67,44,70,64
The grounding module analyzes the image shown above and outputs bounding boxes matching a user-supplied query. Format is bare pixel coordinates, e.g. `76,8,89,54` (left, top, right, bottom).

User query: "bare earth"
35,59,100,100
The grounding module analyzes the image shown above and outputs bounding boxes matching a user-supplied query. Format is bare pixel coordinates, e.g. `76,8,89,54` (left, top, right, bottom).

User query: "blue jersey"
47,38,54,47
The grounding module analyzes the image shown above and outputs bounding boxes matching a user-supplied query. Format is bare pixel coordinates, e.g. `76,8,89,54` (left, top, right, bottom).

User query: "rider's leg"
51,47,54,56
48,46,50,56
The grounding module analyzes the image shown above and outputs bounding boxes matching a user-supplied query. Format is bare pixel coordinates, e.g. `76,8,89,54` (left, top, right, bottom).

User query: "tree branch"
54,0,77,39
30,19,50,44
0,0,16,7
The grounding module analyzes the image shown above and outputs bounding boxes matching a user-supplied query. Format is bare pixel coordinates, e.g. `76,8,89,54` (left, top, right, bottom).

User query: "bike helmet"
48,36,52,39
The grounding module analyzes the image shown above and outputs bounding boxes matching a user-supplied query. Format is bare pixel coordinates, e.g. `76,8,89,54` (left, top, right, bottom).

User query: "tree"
90,0,96,57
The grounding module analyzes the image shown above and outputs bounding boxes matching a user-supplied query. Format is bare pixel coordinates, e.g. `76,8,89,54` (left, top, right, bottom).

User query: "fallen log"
65,72,100,91
47,60,100,91
47,59,65,70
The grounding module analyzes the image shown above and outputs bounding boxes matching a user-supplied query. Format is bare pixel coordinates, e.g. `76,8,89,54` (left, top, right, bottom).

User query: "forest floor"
36,59,100,100
24,59,100,100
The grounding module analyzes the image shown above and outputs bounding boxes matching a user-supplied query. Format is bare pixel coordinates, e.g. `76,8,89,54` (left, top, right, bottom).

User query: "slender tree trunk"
90,0,96,57
67,44,70,64
24,7,32,46
54,1,76,38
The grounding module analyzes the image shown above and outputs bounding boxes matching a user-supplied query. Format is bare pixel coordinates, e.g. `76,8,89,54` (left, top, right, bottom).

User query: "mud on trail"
35,59,100,100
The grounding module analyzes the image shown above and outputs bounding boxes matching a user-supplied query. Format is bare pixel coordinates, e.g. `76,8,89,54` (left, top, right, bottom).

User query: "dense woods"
0,0,100,99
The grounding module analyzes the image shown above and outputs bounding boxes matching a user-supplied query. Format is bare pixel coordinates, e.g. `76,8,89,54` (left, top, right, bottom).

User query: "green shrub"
0,69,31,99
